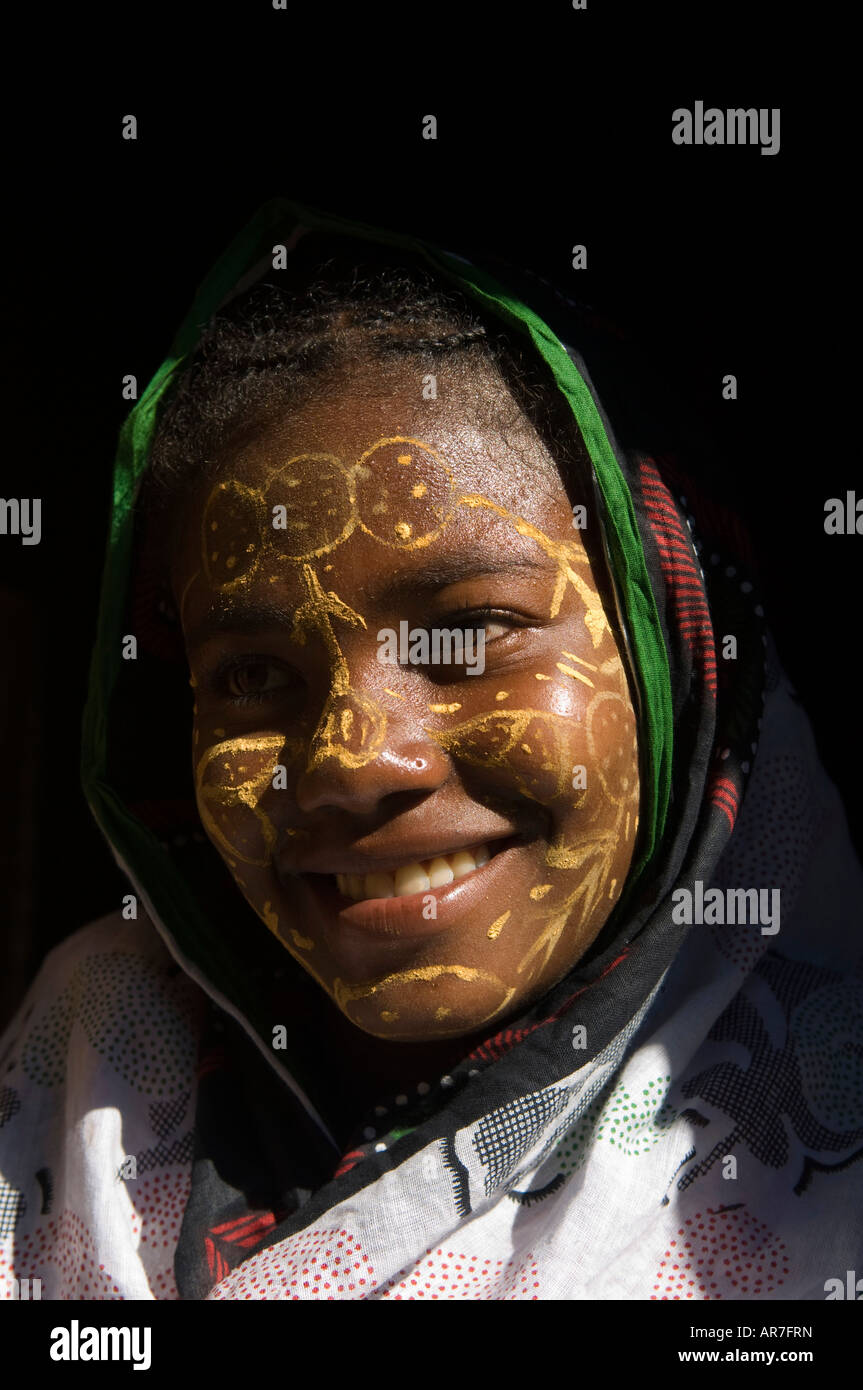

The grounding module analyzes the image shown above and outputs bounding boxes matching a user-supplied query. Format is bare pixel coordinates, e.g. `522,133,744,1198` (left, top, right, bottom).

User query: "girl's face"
173,363,640,1042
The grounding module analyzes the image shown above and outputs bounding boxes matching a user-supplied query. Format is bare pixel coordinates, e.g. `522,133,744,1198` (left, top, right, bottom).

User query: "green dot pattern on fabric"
555,1076,676,1174
555,1092,605,1175
794,983,863,1132
22,954,197,1098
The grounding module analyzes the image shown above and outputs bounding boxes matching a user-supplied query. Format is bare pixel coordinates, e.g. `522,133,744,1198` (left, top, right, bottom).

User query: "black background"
0,7,855,1028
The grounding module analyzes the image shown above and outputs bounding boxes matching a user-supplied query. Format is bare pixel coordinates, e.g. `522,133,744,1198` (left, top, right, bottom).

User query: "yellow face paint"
266,453,356,560
354,438,455,549
556,662,594,687
195,733,301,865
183,426,639,1044
455,493,608,639
288,562,388,771
424,709,581,804
333,965,517,1036
487,911,511,940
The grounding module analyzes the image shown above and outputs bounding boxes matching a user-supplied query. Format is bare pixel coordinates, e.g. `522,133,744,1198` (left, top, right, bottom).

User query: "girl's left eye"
444,607,525,640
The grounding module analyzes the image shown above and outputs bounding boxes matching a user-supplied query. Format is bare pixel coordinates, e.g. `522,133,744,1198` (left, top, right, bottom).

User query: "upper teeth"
336,843,491,902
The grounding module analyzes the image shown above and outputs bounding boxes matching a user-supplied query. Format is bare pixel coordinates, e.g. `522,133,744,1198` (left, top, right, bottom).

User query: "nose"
294,698,450,814
286,562,452,813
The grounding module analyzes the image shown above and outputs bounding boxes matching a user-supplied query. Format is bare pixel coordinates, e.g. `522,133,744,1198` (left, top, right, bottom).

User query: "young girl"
2,201,861,1301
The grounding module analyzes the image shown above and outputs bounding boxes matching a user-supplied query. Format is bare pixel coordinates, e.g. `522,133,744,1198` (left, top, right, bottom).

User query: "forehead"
172,363,588,608
211,363,569,515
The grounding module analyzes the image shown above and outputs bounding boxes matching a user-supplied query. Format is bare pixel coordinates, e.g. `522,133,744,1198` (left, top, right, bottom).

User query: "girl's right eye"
216,658,300,706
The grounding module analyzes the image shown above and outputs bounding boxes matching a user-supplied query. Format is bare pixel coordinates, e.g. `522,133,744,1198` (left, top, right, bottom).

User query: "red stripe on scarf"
639,458,717,697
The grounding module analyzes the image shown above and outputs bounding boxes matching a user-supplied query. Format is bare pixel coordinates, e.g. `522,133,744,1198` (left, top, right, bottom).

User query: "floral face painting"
175,366,640,1044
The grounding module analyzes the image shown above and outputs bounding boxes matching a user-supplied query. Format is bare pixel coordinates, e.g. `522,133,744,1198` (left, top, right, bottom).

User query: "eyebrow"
185,553,558,650
373,552,557,605
185,597,296,652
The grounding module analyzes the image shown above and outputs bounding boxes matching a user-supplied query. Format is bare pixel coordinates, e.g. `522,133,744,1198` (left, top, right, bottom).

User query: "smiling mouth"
334,841,497,903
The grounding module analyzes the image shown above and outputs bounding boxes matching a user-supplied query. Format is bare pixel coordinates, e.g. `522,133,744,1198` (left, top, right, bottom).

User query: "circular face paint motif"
587,691,638,805
265,453,356,560
355,438,455,548
202,479,268,590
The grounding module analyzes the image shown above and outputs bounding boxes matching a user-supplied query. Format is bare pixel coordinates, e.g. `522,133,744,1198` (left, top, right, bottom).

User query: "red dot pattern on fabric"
127,1168,192,1299
7,1211,123,1299
650,1209,789,1300
381,1247,540,1300
209,1228,377,1300
0,1236,22,1297
0,1168,191,1301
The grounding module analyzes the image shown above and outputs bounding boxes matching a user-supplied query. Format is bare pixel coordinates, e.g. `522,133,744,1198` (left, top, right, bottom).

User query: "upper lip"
279,831,520,879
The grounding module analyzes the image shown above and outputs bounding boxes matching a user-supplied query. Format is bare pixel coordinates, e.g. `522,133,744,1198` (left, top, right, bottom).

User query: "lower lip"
300,839,524,944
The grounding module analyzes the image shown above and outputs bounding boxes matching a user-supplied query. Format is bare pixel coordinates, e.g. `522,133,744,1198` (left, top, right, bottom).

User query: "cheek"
509,684,639,987
426,650,625,813
193,732,318,956
194,732,302,865
429,698,588,808
586,689,639,808
544,685,640,902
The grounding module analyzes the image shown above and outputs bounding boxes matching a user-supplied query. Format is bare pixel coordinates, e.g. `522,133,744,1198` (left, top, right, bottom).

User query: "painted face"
174,366,640,1042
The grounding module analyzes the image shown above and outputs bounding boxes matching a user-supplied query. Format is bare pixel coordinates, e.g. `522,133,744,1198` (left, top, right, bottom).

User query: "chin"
331,971,522,1043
